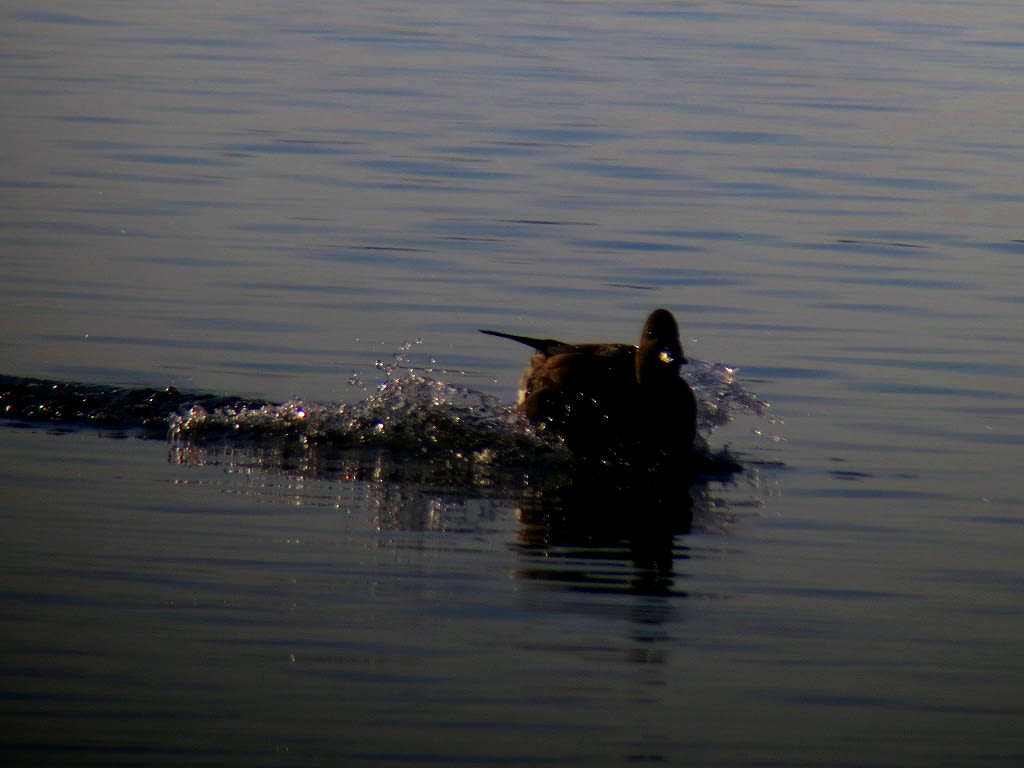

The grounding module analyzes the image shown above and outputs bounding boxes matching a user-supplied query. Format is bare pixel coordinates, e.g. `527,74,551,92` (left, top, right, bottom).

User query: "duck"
481,308,697,465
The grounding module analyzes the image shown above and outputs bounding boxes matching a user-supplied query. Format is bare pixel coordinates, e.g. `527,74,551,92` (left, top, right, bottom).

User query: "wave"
0,351,768,480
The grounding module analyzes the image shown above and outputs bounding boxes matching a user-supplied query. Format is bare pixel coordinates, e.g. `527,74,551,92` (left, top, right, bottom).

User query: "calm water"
2,1,1023,766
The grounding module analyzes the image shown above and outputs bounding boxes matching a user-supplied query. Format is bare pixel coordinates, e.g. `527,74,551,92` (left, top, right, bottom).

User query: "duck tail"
479,329,563,354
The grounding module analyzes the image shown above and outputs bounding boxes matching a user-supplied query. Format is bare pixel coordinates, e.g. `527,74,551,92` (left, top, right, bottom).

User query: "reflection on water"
167,433,756,537
515,469,692,597
164,417,757,606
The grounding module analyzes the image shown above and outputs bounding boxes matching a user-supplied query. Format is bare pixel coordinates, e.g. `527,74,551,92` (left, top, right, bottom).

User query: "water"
2,1,1023,765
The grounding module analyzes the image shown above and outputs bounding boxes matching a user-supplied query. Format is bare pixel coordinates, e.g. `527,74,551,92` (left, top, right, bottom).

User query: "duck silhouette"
481,308,697,466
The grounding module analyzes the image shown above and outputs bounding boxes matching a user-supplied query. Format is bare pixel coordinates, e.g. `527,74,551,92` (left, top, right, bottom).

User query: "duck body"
481,309,697,466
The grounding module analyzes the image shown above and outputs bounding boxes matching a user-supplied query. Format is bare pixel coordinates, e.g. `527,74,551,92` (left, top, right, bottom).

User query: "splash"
1,347,769,470
684,359,769,432
168,371,562,467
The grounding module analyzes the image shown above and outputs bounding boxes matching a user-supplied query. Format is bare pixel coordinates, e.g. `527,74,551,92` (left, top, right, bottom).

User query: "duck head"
636,308,686,383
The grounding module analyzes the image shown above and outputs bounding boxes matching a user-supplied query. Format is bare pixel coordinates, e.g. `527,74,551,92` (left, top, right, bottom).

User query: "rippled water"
2,1,1023,766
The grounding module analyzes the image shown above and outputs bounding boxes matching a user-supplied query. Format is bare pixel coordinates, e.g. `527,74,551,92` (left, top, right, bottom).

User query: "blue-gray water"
2,1,1023,766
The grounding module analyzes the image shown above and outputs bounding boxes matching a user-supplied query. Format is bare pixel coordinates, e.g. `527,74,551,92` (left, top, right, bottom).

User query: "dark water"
2,1,1024,766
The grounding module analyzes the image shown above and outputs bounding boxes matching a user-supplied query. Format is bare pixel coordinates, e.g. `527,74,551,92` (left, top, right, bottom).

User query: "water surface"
2,1,1023,766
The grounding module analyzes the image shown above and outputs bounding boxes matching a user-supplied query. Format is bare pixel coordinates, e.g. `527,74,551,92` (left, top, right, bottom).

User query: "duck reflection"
169,437,731,600
513,463,698,597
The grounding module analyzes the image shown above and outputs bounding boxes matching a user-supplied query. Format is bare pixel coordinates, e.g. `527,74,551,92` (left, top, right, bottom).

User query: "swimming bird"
481,308,697,465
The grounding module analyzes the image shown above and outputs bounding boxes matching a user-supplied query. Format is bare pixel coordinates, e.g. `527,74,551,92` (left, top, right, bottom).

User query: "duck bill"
657,349,687,365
